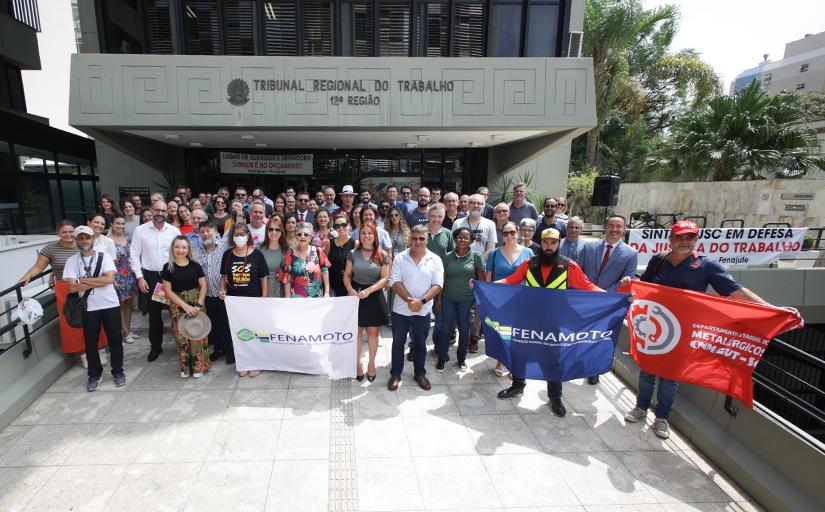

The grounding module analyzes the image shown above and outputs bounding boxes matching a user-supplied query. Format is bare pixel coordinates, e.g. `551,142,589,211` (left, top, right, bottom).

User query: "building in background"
729,56,770,95
731,31,825,95
1,0,99,235
69,0,595,200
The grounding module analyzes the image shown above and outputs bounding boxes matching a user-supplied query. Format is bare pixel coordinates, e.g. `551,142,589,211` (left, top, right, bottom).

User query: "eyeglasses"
410,236,427,242
268,227,282,232
333,223,348,228
296,232,312,238
401,191,411,195
557,203,566,207
502,230,517,236
298,198,308,202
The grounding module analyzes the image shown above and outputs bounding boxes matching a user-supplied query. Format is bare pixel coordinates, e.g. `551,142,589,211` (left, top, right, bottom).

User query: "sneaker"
406,351,413,362
435,360,445,372
192,372,204,379
652,418,670,439
86,376,101,392
457,361,468,371
624,407,648,423
123,333,135,344
180,371,190,378
497,386,524,399
113,373,127,387
79,352,88,369
549,398,567,417
128,332,140,340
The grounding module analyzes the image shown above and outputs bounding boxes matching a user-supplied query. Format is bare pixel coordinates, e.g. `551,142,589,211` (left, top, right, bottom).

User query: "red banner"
625,281,802,407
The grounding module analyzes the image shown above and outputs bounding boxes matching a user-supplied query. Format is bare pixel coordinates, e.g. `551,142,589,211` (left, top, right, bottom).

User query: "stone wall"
614,179,825,228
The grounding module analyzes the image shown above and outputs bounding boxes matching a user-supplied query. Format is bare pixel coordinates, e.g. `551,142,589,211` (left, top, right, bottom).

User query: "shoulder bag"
63,252,103,328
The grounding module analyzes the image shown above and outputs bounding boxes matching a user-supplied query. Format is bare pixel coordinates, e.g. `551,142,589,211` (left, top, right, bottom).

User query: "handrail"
0,269,55,359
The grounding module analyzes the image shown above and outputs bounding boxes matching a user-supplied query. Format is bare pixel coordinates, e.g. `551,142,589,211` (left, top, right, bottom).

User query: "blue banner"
474,281,631,382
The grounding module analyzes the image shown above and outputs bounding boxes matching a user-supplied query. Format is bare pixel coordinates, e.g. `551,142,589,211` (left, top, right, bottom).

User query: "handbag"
63,252,103,328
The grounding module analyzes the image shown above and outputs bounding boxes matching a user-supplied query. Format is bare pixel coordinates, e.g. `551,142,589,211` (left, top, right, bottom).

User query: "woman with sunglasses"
343,223,390,382
485,221,533,377
312,209,332,254
327,213,355,297
211,196,230,235
383,205,410,313
280,222,330,298
259,216,288,298
493,203,511,248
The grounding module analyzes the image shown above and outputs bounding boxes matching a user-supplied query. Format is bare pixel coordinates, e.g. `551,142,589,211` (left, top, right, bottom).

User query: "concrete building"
758,31,825,95
729,57,769,95
69,0,595,199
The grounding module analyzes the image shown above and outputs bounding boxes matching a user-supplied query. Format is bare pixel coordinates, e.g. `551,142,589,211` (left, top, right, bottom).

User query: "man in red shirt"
495,228,603,417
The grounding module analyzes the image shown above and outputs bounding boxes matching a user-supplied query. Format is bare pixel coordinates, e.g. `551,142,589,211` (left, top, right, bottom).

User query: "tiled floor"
0,315,762,511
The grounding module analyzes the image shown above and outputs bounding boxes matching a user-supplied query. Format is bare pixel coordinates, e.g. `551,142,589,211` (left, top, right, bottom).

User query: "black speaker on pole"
591,175,621,207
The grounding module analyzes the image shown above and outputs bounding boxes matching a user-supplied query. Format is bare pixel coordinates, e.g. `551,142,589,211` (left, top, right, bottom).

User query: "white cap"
339,185,355,195
74,226,95,237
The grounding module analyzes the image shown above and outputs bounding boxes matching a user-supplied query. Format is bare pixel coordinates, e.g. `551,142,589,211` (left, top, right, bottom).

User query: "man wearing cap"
620,220,799,439
64,226,126,391
494,227,603,417
332,185,356,218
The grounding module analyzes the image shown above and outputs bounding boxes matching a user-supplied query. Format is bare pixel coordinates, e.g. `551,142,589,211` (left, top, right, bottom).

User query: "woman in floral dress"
109,214,139,343
281,222,330,298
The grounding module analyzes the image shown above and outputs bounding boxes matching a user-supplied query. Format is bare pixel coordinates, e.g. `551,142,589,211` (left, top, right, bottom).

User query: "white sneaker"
180,371,190,378
624,407,648,423
128,332,140,340
192,372,203,378
652,418,670,439
79,352,88,369
123,333,135,344
100,349,108,367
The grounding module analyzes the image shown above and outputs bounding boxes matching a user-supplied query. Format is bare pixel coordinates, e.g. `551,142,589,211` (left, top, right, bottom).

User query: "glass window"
0,141,21,235
452,2,485,57
488,2,521,57
144,0,174,53
61,180,83,209
525,2,559,57
378,2,410,56
102,0,143,53
224,0,257,55
184,0,221,54
342,2,374,56
264,1,298,55
16,145,50,174
19,175,53,234
422,150,442,184
303,2,334,55
800,63,809,73
415,2,448,56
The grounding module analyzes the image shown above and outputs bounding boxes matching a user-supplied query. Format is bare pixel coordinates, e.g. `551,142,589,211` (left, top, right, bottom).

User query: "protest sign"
628,227,808,267
474,281,630,381
220,152,314,175
626,280,801,407
225,296,358,376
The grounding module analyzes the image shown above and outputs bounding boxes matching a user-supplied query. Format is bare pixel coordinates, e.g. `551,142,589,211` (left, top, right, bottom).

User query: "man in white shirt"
130,200,181,361
388,225,444,392
64,226,125,392
248,201,268,245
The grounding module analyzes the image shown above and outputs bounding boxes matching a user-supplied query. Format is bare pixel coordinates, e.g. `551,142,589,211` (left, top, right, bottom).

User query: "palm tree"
582,0,719,167
659,81,824,181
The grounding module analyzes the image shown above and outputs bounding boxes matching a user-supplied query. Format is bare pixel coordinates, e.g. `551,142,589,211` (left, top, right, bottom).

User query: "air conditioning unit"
567,31,583,58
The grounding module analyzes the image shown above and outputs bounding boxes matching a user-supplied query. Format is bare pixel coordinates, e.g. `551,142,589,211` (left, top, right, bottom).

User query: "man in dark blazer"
581,214,638,384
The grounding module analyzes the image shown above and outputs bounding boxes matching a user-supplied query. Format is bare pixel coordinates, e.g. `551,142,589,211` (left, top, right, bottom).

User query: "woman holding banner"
343,223,390,382
281,222,330,298
328,213,355,297
220,222,269,378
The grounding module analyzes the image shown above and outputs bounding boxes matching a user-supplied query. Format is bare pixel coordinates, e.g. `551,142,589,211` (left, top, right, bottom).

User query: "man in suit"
581,214,638,384
293,191,315,224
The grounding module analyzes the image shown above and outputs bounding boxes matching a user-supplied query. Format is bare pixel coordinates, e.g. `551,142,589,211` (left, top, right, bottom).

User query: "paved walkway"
0,315,761,511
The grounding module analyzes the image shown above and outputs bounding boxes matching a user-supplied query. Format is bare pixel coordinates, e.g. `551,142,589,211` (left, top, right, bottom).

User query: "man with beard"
534,198,567,241
406,187,431,227
130,200,181,361
195,219,234,364
64,226,126,391
332,185,356,218
495,228,602,417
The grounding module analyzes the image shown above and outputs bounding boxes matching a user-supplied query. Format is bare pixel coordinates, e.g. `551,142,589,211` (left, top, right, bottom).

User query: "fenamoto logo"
629,300,682,355
484,316,612,346
484,317,511,341
235,328,353,345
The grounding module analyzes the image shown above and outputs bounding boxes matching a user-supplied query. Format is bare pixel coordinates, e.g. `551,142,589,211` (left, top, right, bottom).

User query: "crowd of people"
18,181,798,439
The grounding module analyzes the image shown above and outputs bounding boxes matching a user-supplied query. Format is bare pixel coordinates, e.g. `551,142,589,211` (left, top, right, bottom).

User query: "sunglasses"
503,230,517,236
296,232,312,238
298,198,308,202
333,223,348,228
268,227,282,232
410,236,427,242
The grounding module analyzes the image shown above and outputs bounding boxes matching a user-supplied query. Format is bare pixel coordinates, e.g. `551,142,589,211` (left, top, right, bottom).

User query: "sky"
20,0,825,134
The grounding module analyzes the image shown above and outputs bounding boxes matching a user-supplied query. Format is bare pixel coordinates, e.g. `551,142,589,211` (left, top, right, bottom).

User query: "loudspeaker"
591,175,621,207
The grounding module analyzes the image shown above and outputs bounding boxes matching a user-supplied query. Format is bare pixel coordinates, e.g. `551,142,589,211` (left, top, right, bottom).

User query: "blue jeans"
391,313,430,378
432,306,443,348
636,370,679,419
439,297,472,363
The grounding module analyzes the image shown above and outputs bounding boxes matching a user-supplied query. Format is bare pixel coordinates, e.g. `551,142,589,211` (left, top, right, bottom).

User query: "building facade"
1,0,99,235
732,31,825,96
70,0,595,198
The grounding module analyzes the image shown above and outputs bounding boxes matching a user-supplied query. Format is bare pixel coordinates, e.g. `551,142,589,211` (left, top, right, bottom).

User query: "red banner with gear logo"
625,281,802,407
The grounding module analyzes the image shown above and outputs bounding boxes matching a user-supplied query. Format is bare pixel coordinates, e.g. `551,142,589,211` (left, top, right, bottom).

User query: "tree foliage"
654,81,825,181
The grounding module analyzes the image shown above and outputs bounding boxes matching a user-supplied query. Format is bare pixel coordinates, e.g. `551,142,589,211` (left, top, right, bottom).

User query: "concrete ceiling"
121,128,561,150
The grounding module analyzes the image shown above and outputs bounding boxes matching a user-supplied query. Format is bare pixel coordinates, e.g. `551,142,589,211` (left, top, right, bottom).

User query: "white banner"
220,152,314,175
628,228,809,267
225,296,358,377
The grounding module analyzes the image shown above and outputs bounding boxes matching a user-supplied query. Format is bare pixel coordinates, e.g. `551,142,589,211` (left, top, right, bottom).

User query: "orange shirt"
500,258,603,292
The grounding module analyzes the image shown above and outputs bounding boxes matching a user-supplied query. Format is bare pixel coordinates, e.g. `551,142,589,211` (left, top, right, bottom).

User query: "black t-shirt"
161,261,205,292
220,248,269,297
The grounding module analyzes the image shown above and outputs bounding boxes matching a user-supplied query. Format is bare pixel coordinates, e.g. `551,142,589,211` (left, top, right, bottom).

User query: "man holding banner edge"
620,220,802,439
493,227,605,417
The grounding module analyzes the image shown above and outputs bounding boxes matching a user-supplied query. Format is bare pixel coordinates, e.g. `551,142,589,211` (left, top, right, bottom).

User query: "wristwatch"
421,297,429,304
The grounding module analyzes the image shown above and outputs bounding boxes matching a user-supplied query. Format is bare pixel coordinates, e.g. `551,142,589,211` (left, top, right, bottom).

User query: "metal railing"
0,270,56,358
